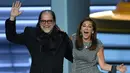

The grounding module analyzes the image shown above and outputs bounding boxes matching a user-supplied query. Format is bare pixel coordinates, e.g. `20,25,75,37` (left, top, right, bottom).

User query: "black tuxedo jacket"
5,19,73,73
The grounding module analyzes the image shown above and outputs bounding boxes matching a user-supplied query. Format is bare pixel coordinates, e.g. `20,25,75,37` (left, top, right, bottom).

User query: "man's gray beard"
40,26,52,33
40,25,54,33
42,28,52,33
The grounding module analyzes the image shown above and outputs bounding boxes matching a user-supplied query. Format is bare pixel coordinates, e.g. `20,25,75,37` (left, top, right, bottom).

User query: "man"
5,1,73,73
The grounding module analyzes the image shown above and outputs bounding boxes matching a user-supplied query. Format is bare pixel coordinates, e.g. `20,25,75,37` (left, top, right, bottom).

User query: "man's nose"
44,22,49,25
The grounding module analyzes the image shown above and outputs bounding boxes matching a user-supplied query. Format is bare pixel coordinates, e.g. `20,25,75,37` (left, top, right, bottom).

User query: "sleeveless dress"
71,33,103,73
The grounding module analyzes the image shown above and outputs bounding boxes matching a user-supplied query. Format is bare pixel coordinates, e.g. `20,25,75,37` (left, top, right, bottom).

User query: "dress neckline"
83,42,92,49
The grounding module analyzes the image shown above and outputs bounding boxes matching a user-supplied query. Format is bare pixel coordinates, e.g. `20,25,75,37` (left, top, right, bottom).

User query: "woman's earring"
92,31,94,34
80,33,83,37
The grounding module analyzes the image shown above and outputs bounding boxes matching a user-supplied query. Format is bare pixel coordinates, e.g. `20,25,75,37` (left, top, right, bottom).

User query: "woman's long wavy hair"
75,17,97,50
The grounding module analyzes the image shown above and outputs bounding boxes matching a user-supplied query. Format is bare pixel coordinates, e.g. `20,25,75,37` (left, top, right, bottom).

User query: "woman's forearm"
101,63,112,71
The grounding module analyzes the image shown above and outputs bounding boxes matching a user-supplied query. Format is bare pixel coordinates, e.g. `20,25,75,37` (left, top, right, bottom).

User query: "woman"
71,17,127,73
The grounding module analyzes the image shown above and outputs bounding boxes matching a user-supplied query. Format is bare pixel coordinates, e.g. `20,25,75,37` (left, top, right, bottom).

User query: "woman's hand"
117,64,127,73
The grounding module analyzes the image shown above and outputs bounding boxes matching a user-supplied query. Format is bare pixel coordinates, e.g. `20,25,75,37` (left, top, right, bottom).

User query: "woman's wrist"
110,65,117,73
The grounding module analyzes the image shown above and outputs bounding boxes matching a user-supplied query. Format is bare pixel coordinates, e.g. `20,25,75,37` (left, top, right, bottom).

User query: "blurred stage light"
0,7,51,11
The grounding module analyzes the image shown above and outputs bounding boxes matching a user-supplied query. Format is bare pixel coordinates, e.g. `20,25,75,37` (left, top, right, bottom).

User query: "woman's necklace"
83,42,91,49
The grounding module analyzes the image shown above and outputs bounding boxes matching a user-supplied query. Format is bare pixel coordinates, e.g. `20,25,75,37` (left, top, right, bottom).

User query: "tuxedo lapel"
50,34,63,55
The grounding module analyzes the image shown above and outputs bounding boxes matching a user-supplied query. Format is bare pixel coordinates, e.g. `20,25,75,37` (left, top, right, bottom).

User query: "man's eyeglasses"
40,20,54,24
